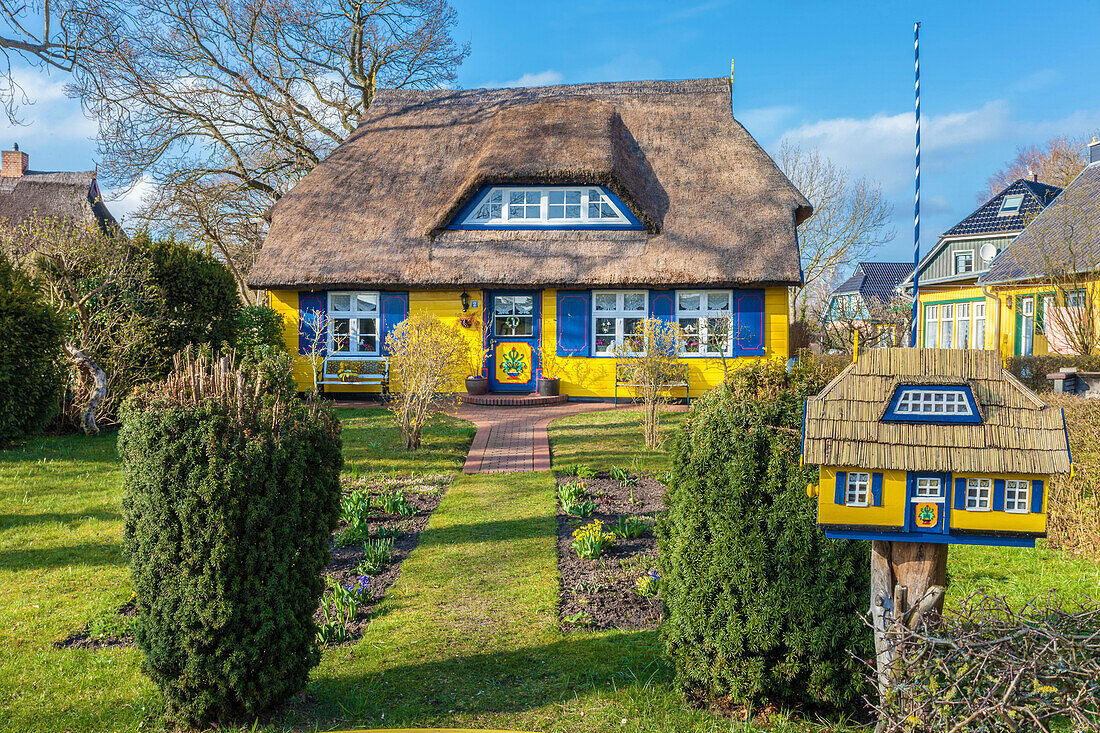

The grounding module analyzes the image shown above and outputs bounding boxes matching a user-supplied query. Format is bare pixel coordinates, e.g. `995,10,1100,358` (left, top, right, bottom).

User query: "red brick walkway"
459,401,617,474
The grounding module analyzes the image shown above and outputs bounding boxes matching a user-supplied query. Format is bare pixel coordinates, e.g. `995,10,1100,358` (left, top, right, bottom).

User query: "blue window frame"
447,185,645,231
881,384,982,424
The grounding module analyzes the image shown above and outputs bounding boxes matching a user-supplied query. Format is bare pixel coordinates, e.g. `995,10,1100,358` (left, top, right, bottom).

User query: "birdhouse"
802,348,1071,547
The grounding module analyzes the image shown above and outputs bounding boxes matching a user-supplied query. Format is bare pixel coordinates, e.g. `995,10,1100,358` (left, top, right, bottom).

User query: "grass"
548,406,689,473
0,404,1097,731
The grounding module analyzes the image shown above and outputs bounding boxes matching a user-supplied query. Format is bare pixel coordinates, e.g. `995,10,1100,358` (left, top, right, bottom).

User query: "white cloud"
103,176,155,226
0,67,97,142
737,105,798,140
486,70,564,89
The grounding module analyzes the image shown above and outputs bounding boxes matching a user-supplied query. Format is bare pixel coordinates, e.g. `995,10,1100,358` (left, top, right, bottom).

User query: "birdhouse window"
882,384,981,424
845,472,871,507
1004,479,1030,513
965,478,992,511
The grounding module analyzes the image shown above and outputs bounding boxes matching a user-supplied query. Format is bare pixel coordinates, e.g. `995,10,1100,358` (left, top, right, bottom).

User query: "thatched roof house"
0,145,118,233
248,78,811,291
804,348,1070,476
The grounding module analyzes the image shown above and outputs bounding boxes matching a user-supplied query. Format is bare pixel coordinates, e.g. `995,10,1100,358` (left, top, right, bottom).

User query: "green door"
1014,296,1034,356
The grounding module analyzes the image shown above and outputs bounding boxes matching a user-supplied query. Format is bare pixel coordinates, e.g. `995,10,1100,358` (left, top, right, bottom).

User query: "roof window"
998,195,1024,216
882,384,981,424
451,185,643,229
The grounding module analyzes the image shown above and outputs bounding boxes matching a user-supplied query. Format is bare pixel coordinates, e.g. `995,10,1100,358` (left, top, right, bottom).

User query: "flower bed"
555,467,665,631
58,474,451,649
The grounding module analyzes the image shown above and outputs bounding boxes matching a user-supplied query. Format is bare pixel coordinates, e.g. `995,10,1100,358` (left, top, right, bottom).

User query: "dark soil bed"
56,474,450,650
556,471,665,632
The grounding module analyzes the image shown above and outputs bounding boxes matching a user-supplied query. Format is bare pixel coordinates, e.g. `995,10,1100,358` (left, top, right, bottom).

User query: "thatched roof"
803,348,1070,475
248,78,811,290
0,171,118,233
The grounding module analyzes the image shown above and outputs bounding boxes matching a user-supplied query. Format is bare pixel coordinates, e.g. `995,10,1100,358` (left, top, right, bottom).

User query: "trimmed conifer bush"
658,358,872,714
119,351,342,727
0,254,64,446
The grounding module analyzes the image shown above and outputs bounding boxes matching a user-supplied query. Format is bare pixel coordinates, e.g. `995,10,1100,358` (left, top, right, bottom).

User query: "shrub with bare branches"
384,312,470,450
620,318,684,450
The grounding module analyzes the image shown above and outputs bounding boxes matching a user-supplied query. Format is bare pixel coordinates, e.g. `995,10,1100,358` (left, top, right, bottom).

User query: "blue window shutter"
298,291,326,356
649,290,675,324
871,473,883,507
954,478,966,510
993,479,1005,510
1031,480,1044,514
734,289,766,356
556,290,591,357
380,292,409,355
834,471,847,505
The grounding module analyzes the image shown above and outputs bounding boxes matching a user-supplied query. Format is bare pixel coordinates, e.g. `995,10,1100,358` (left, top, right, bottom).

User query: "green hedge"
120,361,341,727
658,359,872,714
0,254,65,445
234,304,286,360
1004,355,1100,393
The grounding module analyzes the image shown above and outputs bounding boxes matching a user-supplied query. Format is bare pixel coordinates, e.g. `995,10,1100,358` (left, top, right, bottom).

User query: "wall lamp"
461,290,470,312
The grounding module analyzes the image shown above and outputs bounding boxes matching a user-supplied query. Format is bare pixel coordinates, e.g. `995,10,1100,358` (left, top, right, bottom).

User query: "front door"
487,291,539,392
908,472,948,534
1015,296,1034,356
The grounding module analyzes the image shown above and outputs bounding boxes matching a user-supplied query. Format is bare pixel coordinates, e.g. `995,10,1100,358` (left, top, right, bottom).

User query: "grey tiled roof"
831,262,913,302
942,178,1061,238
980,163,1100,284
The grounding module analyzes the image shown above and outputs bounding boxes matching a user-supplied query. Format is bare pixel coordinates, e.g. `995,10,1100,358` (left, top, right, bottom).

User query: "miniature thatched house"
802,348,1071,547
247,78,810,398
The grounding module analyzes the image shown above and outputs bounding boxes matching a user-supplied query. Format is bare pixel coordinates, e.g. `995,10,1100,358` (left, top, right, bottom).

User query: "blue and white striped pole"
910,22,921,347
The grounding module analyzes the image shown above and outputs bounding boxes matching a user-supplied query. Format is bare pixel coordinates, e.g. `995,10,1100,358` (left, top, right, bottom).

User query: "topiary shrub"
120,352,342,727
658,359,873,715
0,253,65,445
234,304,286,360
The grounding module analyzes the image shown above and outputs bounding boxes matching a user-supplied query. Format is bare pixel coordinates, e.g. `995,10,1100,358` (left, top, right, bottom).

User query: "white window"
846,472,871,506
462,186,633,226
965,478,992,511
329,292,380,355
493,294,535,336
923,304,939,347
974,302,986,348
1067,289,1086,308
592,290,647,355
677,290,734,356
939,303,954,349
955,250,974,274
999,194,1024,216
1005,479,1030,513
955,302,970,348
894,389,974,416
915,477,943,498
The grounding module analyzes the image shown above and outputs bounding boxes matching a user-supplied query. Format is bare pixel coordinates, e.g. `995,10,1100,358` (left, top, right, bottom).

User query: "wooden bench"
613,361,689,405
318,356,389,394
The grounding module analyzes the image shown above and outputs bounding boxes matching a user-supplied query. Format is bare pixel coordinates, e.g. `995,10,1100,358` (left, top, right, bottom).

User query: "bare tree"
981,134,1093,201
778,142,894,321
620,318,684,451
815,292,912,354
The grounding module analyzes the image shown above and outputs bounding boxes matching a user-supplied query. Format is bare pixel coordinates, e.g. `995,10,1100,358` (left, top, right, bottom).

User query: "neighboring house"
978,138,1100,356
803,348,1071,548
0,144,118,234
825,262,912,346
247,79,811,399
901,177,1061,351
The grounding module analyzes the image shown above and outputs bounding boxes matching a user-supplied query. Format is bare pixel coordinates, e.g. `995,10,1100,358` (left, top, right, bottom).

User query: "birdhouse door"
907,473,948,534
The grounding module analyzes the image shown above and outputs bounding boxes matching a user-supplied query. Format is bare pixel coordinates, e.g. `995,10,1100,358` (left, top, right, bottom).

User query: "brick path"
458,401,617,474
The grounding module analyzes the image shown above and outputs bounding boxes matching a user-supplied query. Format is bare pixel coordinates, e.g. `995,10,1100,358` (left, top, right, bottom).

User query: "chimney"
1027,168,1038,182
1090,137,1100,166
1,143,28,178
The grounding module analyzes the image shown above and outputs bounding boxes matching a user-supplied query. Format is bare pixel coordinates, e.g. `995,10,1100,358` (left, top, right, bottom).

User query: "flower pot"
465,376,488,395
537,377,561,396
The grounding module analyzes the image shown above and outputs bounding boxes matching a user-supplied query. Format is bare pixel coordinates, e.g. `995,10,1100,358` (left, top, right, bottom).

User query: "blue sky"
4,0,1099,269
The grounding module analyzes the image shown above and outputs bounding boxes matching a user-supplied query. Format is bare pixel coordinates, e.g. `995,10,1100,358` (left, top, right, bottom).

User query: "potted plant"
537,372,560,396
465,374,488,395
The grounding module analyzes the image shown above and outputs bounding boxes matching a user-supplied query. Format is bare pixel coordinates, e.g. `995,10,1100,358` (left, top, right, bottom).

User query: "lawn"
0,404,1097,732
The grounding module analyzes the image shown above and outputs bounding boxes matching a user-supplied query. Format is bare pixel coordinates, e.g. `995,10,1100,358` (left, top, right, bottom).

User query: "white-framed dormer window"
593,290,648,355
965,478,992,511
329,291,380,355
677,290,734,356
1004,479,1030,513
459,186,636,227
846,472,871,507
998,194,1024,216
954,250,974,274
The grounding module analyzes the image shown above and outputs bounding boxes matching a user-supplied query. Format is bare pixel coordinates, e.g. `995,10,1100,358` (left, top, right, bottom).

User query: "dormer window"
998,195,1024,216
882,384,981,424
452,185,643,229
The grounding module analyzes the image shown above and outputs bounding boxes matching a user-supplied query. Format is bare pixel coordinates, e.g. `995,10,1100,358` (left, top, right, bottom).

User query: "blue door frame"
904,471,950,534
486,290,540,392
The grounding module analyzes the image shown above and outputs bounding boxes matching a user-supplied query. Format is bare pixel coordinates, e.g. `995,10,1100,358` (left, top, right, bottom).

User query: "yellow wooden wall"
269,286,790,398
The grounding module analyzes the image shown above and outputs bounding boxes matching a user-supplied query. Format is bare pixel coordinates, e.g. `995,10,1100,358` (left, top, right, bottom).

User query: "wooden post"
890,541,947,613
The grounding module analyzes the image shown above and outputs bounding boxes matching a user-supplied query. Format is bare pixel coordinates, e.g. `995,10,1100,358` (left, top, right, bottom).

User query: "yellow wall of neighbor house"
271,287,790,398
916,286,998,350
816,466,907,528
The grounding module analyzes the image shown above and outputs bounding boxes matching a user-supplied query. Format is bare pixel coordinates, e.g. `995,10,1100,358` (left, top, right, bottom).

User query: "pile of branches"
872,592,1100,732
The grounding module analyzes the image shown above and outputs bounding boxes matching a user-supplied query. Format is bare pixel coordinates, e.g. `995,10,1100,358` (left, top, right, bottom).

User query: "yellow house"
899,177,1062,353
246,79,810,399
802,348,1071,547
